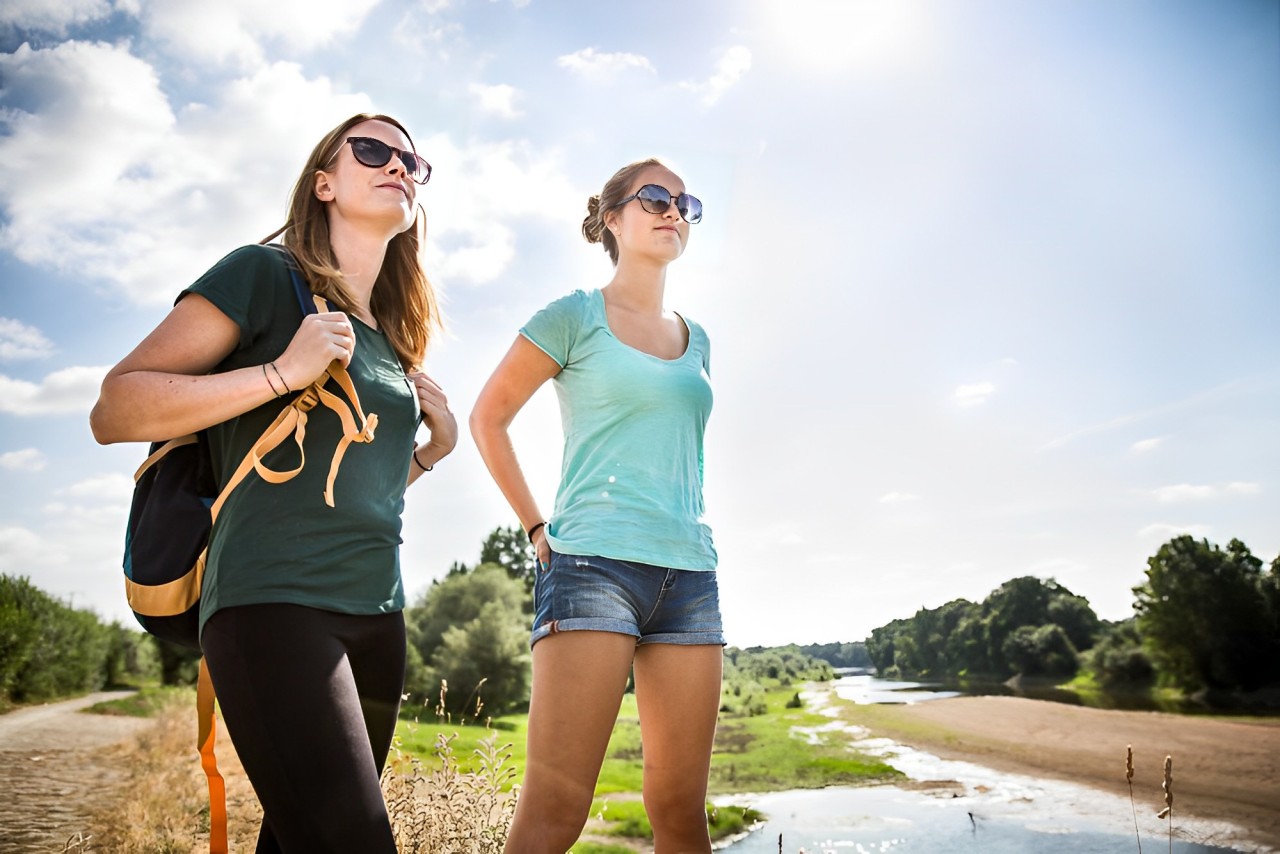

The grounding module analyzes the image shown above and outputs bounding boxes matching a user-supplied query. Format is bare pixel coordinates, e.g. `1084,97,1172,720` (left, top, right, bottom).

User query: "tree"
1087,619,1154,687
1133,536,1280,692
479,525,537,591
1002,624,1078,678
425,600,532,717
403,564,532,715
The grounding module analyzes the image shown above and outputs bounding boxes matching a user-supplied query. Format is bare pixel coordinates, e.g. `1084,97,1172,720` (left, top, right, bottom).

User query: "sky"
0,0,1276,649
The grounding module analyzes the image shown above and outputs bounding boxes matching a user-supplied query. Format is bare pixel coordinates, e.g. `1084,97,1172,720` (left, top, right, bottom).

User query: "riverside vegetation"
7,528,1276,849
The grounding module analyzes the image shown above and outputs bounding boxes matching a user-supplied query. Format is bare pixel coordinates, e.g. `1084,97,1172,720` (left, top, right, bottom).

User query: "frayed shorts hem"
529,617,724,648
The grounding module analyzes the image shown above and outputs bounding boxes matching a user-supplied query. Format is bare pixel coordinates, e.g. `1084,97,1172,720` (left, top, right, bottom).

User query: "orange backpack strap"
197,658,228,854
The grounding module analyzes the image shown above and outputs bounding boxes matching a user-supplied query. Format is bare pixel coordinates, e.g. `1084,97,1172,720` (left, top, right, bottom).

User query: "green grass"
84,685,191,717
709,688,901,793
568,844,635,854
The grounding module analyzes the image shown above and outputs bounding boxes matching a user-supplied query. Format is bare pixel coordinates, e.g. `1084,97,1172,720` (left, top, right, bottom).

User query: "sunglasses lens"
636,184,672,214
678,194,702,224
350,137,392,168
403,153,430,184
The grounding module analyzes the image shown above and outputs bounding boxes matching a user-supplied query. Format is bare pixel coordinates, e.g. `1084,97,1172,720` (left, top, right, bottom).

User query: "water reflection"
714,682,1257,852
830,668,1206,713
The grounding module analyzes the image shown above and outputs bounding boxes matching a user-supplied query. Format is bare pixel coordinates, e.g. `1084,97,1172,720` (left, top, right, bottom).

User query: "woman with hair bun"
471,158,721,853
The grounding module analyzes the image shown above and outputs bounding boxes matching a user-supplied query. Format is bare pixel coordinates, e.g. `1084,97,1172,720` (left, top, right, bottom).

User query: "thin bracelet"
262,363,284,398
412,447,433,472
526,521,546,544
269,361,291,394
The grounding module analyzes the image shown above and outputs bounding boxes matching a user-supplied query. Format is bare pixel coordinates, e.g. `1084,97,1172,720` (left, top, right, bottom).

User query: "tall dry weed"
382,729,517,853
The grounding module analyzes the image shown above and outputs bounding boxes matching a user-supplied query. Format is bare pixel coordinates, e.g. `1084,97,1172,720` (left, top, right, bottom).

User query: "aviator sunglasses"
613,184,703,224
331,136,432,185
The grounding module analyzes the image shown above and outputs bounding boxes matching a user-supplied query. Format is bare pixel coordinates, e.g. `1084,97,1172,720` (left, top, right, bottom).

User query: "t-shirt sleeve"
519,290,588,367
178,245,287,349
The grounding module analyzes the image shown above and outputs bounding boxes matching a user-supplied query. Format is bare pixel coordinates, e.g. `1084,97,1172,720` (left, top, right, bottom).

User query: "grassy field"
393,686,900,847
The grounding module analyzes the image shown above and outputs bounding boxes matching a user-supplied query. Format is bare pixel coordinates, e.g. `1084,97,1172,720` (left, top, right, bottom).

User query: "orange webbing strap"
197,658,228,854
206,361,374,520
133,434,199,480
315,363,377,507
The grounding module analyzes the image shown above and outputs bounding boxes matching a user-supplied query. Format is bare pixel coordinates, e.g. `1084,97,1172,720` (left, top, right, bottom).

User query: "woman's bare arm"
90,294,355,444
469,335,561,558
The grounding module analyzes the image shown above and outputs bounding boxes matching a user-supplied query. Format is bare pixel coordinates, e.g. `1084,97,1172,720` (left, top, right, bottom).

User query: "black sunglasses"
613,184,702,224
332,136,432,185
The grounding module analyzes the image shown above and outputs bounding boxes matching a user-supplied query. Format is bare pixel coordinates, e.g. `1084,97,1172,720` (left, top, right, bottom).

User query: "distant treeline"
861,536,1280,701
0,575,160,707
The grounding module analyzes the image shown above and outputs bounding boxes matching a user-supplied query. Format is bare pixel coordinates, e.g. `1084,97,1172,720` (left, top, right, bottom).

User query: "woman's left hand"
409,370,457,459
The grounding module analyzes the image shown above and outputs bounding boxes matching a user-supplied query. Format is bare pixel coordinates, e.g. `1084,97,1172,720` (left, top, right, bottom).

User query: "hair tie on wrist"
412,448,433,472
526,521,546,543
269,361,291,394
263,363,284,398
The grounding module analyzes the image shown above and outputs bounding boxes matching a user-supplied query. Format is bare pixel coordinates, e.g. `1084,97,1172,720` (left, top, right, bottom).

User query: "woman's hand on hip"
274,311,356,391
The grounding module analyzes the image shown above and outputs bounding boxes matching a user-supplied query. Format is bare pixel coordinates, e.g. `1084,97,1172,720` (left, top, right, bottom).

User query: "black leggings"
201,603,405,854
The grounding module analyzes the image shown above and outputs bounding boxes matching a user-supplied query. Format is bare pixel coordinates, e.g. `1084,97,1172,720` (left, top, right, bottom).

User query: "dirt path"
0,691,152,853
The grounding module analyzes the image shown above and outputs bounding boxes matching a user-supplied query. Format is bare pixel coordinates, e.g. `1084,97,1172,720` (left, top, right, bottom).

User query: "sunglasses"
333,136,432,185
613,184,703,224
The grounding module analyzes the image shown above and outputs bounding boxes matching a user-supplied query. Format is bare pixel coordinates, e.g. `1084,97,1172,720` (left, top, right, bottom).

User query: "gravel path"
0,691,152,853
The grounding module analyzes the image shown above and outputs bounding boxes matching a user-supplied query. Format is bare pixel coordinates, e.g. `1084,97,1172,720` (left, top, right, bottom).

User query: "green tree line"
0,575,159,707
863,535,1280,700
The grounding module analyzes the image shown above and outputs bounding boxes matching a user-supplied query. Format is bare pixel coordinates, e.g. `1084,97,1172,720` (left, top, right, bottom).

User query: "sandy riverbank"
831,691,1280,851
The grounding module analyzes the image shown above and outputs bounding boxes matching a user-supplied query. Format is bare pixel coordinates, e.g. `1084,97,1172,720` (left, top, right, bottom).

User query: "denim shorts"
530,552,725,648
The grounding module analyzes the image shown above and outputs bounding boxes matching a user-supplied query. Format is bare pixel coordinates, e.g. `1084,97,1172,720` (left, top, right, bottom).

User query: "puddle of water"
714,690,1262,853
716,785,1240,853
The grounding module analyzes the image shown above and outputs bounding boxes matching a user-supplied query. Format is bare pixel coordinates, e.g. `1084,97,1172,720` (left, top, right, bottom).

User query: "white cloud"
1139,523,1212,540
954,381,994,406
0,525,51,565
680,45,752,107
469,82,522,119
1148,482,1262,503
879,491,920,503
0,0,113,32
418,134,579,286
557,47,655,79
1131,436,1163,454
0,365,108,415
139,0,381,68
0,448,47,471
0,42,371,305
0,318,56,360
1150,483,1216,503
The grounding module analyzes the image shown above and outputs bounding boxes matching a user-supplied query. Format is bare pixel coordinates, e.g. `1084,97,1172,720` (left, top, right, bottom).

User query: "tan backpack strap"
133,434,198,480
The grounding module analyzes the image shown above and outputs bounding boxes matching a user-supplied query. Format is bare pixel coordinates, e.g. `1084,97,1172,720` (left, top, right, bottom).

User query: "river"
716,672,1254,853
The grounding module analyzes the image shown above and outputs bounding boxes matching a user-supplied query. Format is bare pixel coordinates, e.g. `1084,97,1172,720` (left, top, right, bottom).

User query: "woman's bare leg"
632,644,723,854
503,631,638,854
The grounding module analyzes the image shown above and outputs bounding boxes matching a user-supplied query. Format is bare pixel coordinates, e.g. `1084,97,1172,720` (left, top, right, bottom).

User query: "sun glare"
755,0,930,74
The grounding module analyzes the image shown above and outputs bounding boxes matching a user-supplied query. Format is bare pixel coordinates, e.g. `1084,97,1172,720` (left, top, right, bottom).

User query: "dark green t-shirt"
180,245,417,634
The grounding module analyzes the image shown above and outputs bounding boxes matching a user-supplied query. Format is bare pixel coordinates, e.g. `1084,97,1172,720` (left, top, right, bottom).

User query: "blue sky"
0,0,1276,648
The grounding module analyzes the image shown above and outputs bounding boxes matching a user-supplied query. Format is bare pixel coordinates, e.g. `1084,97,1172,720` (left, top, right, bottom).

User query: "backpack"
122,245,378,853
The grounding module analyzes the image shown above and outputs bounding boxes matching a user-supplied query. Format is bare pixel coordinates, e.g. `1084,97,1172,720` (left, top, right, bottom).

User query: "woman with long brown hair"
91,113,453,852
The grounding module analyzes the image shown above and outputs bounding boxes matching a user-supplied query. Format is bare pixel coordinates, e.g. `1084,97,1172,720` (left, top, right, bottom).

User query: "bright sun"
754,0,932,75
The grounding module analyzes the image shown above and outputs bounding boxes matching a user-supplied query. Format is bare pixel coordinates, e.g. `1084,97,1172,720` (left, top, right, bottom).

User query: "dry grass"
59,687,519,853
382,728,518,853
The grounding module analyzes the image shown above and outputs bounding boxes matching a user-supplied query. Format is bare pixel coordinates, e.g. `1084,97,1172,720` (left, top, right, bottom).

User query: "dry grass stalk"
1157,754,1173,853
1126,744,1142,854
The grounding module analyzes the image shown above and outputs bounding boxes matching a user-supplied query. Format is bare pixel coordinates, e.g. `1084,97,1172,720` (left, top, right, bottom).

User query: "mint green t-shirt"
180,245,417,634
520,289,717,570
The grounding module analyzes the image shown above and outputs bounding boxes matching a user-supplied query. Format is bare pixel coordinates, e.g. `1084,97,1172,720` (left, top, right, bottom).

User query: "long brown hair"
261,113,440,372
